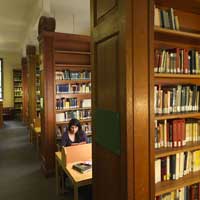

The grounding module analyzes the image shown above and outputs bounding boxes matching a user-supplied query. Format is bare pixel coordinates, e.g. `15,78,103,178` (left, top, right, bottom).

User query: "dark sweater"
61,130,88,147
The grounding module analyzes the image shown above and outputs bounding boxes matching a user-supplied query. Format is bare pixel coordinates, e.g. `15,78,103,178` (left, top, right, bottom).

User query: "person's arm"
61,131,68,146
81,131,88,143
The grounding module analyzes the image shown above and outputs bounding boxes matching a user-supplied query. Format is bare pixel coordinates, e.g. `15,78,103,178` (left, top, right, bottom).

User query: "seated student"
61,118,88,147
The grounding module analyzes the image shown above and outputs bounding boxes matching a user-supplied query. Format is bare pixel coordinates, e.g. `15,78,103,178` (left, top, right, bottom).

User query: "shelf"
56,93,91,99
55,79,91,84
13,80,22,82
14,102,22,103
14,108,22,111
55,64,91,70
154,27,200,40
56,118,91,125
155,73,200,79
155,112,200,120
155,171,200,196
55,50,91,55
155,141,200,159
154,73,200,85
56,107,91,113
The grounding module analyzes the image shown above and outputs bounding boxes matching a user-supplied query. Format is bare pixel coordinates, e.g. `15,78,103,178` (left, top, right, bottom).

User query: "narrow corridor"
0,121,72,200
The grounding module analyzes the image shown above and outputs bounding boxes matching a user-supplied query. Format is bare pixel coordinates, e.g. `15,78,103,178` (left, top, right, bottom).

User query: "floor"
0,121,91,200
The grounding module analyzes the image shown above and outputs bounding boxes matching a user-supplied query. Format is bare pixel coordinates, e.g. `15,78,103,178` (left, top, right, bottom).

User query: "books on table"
72,161,92,174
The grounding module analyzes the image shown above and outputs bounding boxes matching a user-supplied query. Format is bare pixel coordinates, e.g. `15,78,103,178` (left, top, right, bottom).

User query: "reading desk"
55,151,92,200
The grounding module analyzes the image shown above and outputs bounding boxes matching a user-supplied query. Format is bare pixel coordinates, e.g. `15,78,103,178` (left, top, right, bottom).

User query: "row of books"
13,78,22,81
55,70,91,80
14,83,22,87
155,119,200,149
154,6,179,30
56,83,91,94
154,48,200,74
155,150,200,183
14,97,22,103
155,183,200,200
56,98,91,110
154,85,200,114
56,110,92,122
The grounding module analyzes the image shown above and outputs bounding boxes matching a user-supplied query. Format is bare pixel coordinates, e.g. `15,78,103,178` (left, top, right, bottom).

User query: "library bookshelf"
154,1,200,198
21,57,28,123
38,17,92,175
13,69,22,120
26,45,41,126
54,34,92,142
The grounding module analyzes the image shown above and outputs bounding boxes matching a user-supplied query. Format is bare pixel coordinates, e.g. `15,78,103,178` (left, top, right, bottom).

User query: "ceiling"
0,0,90,54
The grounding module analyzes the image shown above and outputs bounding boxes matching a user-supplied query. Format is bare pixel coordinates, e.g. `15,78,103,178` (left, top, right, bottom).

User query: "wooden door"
91,0,154,199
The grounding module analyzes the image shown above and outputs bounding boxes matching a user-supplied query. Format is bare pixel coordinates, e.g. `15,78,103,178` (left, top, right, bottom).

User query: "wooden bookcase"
22,57,28,124
26,45,41,126
35,56,41,118
91,0,200,199
55,42,92,143
154,1,200,198
38,16,91,175
13,69,22,120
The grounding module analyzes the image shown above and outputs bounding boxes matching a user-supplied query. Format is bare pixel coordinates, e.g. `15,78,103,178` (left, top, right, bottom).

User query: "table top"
55,152,92,184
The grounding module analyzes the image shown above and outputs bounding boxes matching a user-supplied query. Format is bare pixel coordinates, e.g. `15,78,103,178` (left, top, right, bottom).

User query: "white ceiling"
0,0,90,54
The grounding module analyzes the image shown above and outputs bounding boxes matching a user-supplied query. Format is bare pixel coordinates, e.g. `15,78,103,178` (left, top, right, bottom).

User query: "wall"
0,51,21,107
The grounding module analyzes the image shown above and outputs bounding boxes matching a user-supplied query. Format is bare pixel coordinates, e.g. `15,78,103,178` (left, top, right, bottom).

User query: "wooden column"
38,16,56,176
26,45,37,126
22,57,28,124
91,0,153,199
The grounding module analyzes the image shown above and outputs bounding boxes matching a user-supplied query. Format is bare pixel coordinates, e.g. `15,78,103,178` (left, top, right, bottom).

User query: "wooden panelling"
96,0,117,21
96,34,118,110
94,143,120,199
55,40,90,52
54,52,90,65
26,53,37,125
39,34,56,176
22,57,28,123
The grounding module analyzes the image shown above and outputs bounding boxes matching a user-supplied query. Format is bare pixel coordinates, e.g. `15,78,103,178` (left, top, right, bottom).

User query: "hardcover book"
72,162,92,174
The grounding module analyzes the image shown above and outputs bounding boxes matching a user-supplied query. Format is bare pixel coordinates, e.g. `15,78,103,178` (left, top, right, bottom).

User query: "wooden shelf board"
56,93,91,99
155,73,200,79
155,112,200,120
55,50,91,55
154,27,200,39
56,107,91,113
155,142,200,159
56,118,91,125
155,171,200,196
55,64,91,70
55,79,91,84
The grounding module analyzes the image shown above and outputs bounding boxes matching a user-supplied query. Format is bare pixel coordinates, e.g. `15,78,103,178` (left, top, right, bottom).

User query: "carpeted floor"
0,121,91,200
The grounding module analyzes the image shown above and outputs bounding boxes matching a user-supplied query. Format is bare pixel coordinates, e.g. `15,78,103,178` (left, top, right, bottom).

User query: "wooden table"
55,152,92,200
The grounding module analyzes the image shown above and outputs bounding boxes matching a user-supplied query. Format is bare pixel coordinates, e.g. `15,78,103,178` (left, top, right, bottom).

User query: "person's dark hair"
68,118,83,140
68,118,82,131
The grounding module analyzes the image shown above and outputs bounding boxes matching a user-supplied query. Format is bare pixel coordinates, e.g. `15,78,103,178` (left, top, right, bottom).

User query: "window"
0,59,3,99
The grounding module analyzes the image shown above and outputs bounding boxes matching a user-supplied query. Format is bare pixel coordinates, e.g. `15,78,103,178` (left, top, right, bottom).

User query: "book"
72,162,92,174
